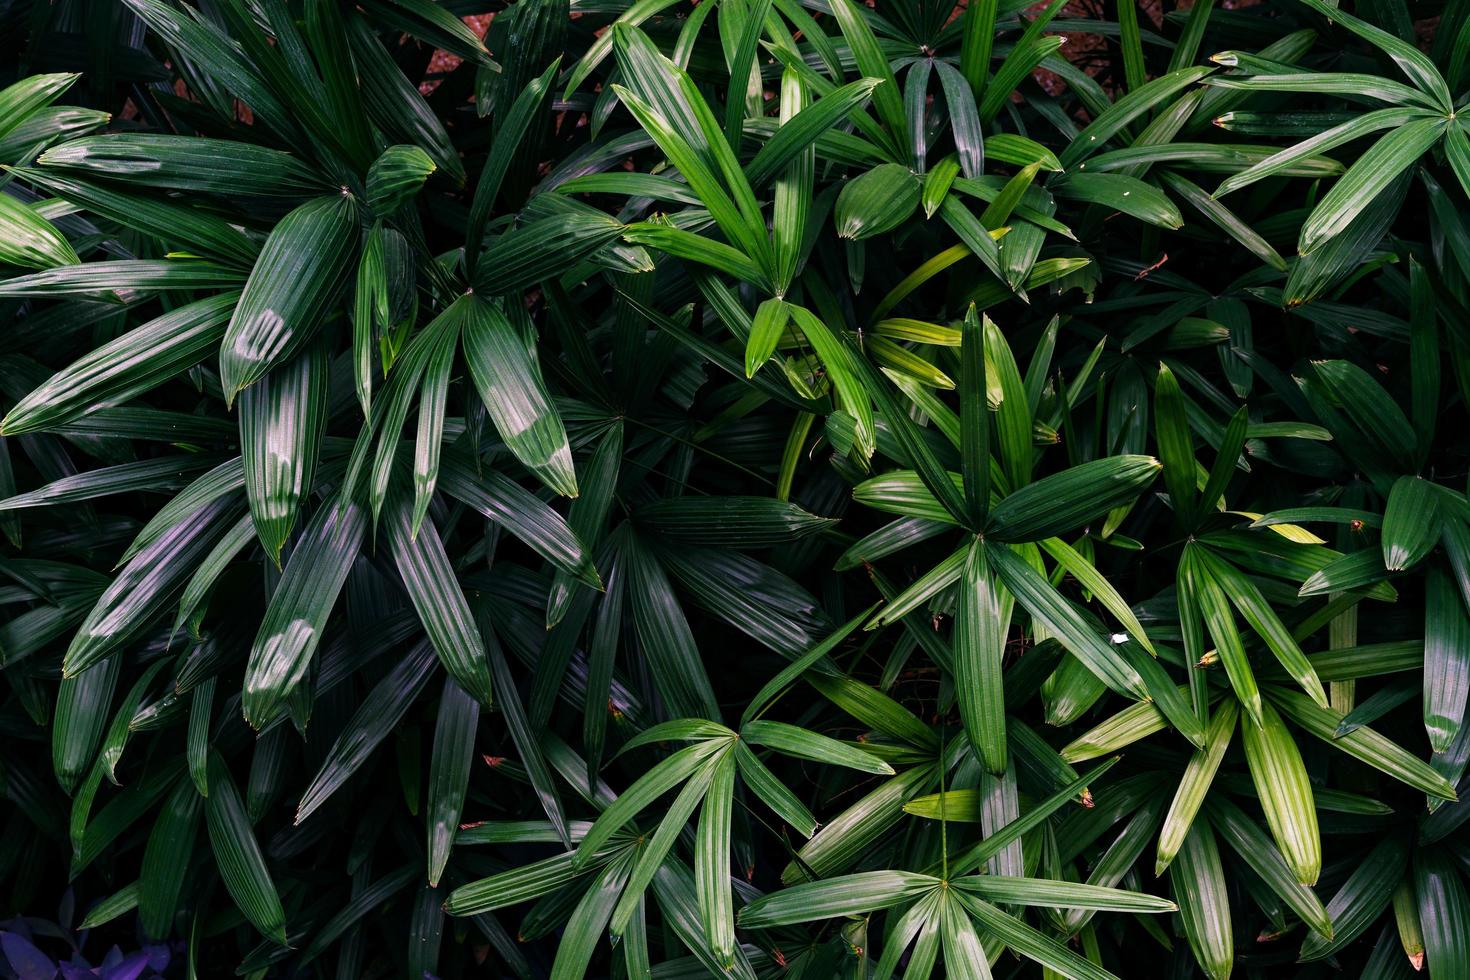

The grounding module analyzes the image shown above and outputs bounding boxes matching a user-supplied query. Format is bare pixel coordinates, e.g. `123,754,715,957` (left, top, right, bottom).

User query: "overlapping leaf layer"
0,1,1468,976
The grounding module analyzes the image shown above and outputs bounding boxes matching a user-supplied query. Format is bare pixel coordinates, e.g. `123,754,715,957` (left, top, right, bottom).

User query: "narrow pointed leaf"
220,194,358,401
461,295,577,498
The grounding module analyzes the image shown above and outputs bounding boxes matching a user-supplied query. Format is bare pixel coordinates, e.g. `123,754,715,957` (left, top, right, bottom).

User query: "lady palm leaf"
2,0,1469,976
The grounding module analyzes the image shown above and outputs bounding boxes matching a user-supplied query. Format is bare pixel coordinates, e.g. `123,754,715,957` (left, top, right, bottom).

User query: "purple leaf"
99,952,148,980
141,946,168,973
1,932,57,980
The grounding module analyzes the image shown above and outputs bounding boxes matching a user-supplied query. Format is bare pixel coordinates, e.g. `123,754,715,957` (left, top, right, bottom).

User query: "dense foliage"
1,0,1469,976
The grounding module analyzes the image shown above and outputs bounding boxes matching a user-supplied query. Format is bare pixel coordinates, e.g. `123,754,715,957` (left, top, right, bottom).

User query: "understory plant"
2,0,1470,976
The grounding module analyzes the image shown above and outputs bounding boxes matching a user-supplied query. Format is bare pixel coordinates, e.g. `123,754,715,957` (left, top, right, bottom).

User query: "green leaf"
938,196,1007,287
734,742,817,838
38,133,328,197
938,891,991,980
550,851,637,980
65,496,238,676
1188,544,1263,726
410,310,458,537
240,340,328,562
608,40,768,267
205,752,287,945
220,193,359,402
1415,848,1470,977
1060,698,1169,762
624,534,720,719
1270,689,1458,800
485,614,570,851
1194,547,1328,708
0,454,225,512
79,883,140,932
835,163,919,240
243,495,365,728
955,893,1117,980
983,162,1045,234
987,456,1161,542
1202,71,1438,107
345,12,464,182
360,0,495,67
1039,537,1156,656
923,155,962,220
546,422,621,625
1424,568,1470,753
959,306,990,523
1207,796,1332,940
771,69,810,295
0,259,246,299
744,75,882,180
1298,119,1445,254
445,849,605,916
741,719,893,774
0,73,80,142
187,678,213,798
986,314,1032,488
0,191,78,270
738,871,939,927
745,297,788,378
987,541,1149,700
1159,170,1287,271
561,0,681,98
635,495,835,547
979,37,1066,124
475,211,628,296
384,488,493,706
1447,122,1470,200
15,165,257,266
438,453,598,589
1241,698,1321,886
573,738,725,867
465,57,562,269
1172,822,1233,980
1300,833,1408,960
825,0,907,156
1156,699,1238,876
944,763,1122,879
985,134,1063,171
0,105,106,160
790,305,876,461
173,513,254,637
952,875,1175,912
461,294,578,498
1284,167,1410,307
621,220,767,286
1293,0,1452,109
1059,67,1213,168
1053,173,1183,230
1213,106,1434,197
695,751,737,966
139,777,202,939
806,672,938,749
955,539,1008,774
1198,407,1248,517
1297,548,1395,597
52,654,121,794
366,144,435,216
295,641,437,823
782,765,933,884
1382,476,1441,572
426,676,480,888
